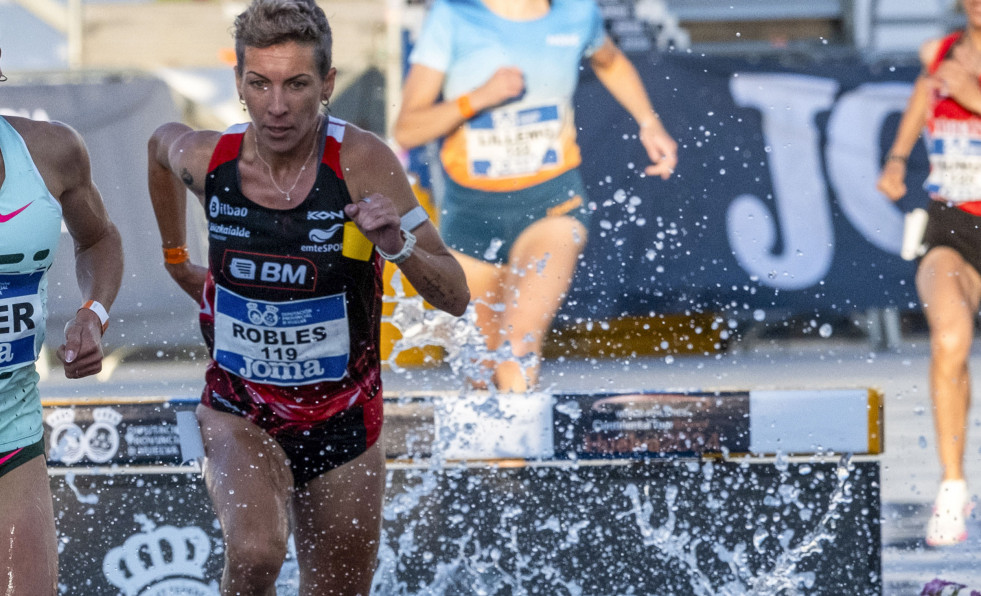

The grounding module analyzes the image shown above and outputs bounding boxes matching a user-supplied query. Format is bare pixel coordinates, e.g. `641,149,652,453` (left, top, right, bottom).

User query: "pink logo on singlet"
0,448,23,467
0,202,33,223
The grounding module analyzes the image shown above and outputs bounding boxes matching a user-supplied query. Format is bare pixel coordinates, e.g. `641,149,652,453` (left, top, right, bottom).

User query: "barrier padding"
41,388,883,468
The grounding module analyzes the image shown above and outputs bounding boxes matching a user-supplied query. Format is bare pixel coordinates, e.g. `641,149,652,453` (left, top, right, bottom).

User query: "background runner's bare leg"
496,216,587,392
452,252,506,389
452,216,587,392
917,246,981,482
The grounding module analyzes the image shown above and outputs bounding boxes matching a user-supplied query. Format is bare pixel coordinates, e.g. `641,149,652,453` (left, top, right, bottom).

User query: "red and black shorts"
923,200,981,276
202,387,382,489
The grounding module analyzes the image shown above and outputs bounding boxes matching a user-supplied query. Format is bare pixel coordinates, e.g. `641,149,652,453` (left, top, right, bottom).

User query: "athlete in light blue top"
395,0,678,392
0,115,63,453
0,46,123,596
407,0,606,190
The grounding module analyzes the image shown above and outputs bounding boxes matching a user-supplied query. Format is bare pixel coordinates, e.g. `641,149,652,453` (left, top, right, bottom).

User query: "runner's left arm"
590,38,677,180
341,126,469,316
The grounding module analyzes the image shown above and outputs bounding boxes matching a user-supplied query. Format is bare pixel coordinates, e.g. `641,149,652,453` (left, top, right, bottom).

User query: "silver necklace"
253,118,321,202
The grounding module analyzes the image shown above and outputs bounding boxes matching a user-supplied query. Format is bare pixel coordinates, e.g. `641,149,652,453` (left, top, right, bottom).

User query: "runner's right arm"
876,40,941,201
147,123,216,302
393,64,524,150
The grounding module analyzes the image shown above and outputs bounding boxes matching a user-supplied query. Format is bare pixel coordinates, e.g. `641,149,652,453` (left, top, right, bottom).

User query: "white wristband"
376,229,416,265
80,299,110,333
400,205,430,231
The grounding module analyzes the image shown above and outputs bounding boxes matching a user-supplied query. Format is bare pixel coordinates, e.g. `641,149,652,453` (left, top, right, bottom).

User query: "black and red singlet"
199,117,383,446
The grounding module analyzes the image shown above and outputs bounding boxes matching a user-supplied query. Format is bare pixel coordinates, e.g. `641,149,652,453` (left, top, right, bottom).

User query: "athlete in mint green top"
0,115,63,453
1,44,123,594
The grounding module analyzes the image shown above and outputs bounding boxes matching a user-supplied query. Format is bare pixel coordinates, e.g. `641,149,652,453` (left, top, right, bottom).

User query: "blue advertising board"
563,51,925,321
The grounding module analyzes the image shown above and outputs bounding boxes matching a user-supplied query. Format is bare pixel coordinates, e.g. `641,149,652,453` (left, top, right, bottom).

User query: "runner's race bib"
213,285,350,386
925,119,981,202
0,271,44,374
466,102,564,179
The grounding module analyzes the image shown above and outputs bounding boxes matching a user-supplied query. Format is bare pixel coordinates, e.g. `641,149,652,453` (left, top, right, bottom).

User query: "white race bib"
213,285,350,386
925,120,981,202
465,102,565,178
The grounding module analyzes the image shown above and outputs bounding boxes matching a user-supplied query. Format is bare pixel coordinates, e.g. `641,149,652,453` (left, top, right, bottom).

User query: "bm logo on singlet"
221,250,317,291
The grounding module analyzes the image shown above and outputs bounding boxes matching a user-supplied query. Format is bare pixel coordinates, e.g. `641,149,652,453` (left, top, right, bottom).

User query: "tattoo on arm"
419,273,451,303
180,168,194,188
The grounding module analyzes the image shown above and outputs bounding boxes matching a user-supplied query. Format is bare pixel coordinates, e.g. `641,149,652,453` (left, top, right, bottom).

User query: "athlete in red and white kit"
878,0,981,547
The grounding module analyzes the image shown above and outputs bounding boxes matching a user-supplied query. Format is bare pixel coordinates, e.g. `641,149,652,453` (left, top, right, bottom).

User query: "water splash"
620,455,856,596
64,472,99,505
374,290,875,595
383,271,537,387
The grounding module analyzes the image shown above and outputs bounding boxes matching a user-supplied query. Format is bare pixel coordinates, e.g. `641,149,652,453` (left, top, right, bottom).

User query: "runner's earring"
0,73,7,83
240,97,246,111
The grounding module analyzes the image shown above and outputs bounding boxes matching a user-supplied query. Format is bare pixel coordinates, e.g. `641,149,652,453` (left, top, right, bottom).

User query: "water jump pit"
43,388,883,595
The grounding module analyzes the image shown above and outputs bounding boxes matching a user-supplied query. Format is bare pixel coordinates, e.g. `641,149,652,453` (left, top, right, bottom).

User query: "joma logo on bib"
239,356,326,382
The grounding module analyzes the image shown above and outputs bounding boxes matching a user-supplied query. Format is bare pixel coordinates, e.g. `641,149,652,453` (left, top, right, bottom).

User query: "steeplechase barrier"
44,389,883,595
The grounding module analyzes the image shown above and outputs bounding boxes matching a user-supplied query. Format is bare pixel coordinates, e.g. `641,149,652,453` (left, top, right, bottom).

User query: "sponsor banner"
44,388,877,467
51,458,881,594
43,402,194,467
552,391,751,458
563,51,925,320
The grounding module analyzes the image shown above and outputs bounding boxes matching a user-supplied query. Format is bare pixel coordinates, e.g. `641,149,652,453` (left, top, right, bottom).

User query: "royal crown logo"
46,406,122,464
246,302,280,326
103,525,217,596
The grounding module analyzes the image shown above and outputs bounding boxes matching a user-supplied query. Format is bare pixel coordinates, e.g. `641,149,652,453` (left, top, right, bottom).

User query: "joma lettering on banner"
727,73,912,290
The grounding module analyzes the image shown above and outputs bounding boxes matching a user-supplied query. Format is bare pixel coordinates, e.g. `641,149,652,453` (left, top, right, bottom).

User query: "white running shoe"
926,480,973,547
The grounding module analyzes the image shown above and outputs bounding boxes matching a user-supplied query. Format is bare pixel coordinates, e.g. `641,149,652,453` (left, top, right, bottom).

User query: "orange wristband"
163,245,189,265
456,94,476,120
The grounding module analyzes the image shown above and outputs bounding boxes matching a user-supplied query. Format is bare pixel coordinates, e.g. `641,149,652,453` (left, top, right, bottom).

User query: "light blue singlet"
0,116,63,452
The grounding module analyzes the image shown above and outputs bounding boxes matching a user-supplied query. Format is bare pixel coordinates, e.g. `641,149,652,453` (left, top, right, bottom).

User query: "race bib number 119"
213,285,350,386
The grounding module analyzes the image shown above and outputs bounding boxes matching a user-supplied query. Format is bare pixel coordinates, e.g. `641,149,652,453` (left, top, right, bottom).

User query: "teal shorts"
440,169,591,264
0,365,43,453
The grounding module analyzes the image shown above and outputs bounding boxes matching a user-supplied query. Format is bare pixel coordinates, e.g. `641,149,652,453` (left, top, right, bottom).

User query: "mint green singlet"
0,116,63,452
